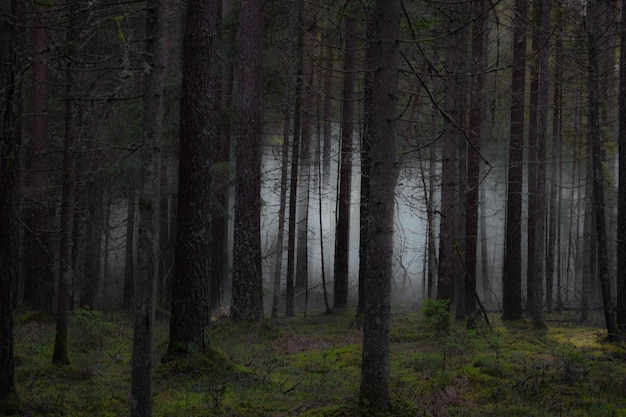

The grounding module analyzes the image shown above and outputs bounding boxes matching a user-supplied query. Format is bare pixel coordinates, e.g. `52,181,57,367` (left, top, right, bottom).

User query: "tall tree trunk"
502,0,528,321
231,0,264,321
526,4,540,314
271,0,298,319
465,0,485,317
165,0,218,358
617,0,626,331
24,0,54,313
587,0,618,339
285,5,304,317
547,0,563,313
124,181,136,309
358,0,400,410
531,0,550,329
53,0,80,365
295,25,314,295
211,0,235,311
334,10,357,309
0,0,20,410
322,28,334,186
131,0,167,414
437,8,463,304
357,9,375,319
80,179,103,308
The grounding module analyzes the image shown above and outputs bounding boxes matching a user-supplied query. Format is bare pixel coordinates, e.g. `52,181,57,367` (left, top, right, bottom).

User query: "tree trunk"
53,0,80,365
358,0,400,410
438,4,465,305
295,25,314,296
286,6,304,317
526,4,539,314
231,0,264,321
357,9,375,319
123,181,136,309
334,10,357,309
502,0,528,321
165,0,219,358
322,28,334,186
130,0,167,414
617,0,626,331
531,0,550,329
587,0,618,339
547,0,563,313
271,0,298,319
0,0,20,410
80,179,103,308
465,0,485,317
211,1,235,312
23,1,54,313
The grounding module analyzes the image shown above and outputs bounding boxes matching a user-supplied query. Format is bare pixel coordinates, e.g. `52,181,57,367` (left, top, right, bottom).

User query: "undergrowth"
7,305,626,416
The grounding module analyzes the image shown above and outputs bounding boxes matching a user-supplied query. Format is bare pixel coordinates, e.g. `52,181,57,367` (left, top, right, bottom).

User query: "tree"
465,0,485,318
617,0,626,331
334,8,357,309
23,1,55,312
123,181,136,309
285,20,303,317
531,0,550,329
164,0,219,358
231,0,264,321
438,3,465,305
357,6,375,319
358,0,400,410
52,0,80,366
587,0,618,339
502,0,528,321
272,0,298,319
295,21,314,296
130,0,167,414
0,0,20,411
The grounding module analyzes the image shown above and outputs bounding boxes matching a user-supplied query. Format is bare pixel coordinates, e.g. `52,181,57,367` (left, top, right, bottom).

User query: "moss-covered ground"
9,305,626,416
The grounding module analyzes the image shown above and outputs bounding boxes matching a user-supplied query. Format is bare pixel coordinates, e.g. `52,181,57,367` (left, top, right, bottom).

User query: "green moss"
288,344,361,373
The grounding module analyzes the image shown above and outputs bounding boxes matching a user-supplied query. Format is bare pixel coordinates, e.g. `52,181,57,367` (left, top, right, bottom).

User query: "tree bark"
438,4,464,305
23,0,54,313
53,0,80,365
358,0,400,410
531,0,550,329
334,10,357,309
357,10,375,318
295,24,314,295
130,0,167,414
502,0,528,321
587,0,618,339
286,4,304,317
123,181,136,309
165,0,219,358
617,0,626,331
272,0,298,319
231,0,264,321
0,0,20,411
465,0,485,317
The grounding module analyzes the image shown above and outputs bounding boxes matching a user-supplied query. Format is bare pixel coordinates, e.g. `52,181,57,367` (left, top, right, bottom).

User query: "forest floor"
9,303,626,416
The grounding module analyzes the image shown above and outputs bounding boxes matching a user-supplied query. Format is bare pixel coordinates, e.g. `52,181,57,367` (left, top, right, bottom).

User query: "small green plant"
420,298,450,333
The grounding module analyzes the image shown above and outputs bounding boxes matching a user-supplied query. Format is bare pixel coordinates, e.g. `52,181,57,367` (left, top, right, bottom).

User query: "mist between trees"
3,0,626,415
